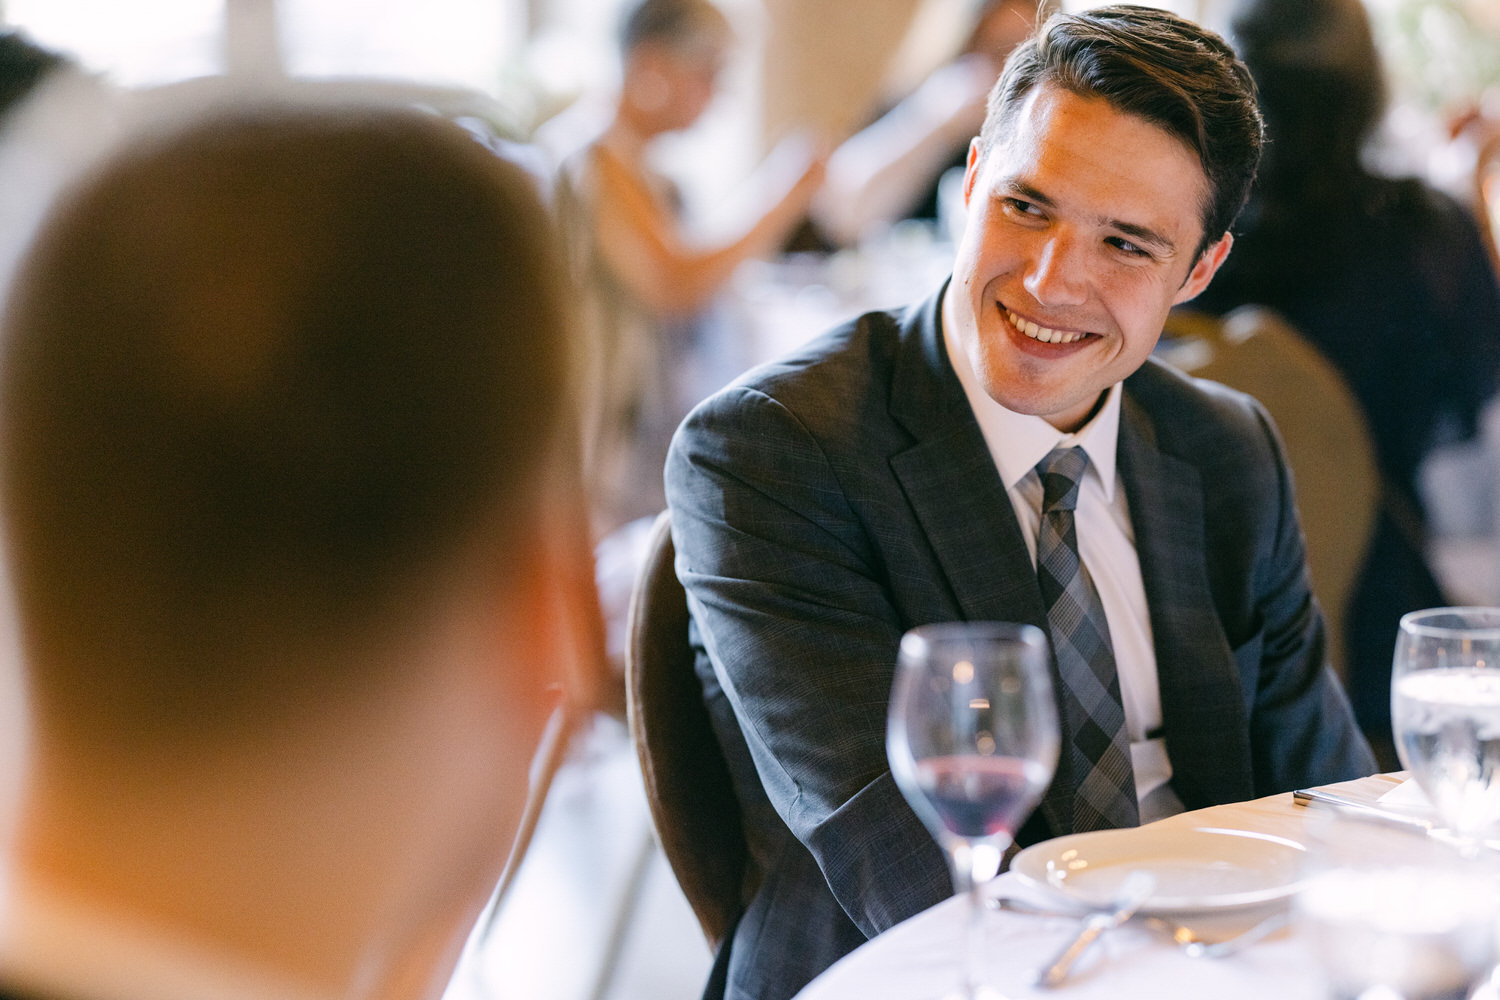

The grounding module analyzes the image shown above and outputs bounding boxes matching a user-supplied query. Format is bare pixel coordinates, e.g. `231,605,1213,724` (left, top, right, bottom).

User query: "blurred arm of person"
590,132,826,317
812,52,995,247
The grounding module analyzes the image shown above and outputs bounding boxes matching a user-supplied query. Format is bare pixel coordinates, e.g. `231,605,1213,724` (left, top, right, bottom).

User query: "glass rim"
1398,606,1500,639
900,621,1048,650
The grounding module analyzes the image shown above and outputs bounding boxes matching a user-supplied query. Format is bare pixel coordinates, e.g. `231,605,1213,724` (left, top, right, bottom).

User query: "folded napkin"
1377,777,1435,815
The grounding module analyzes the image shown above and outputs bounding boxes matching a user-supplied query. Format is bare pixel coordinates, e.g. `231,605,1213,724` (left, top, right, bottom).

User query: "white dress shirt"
942,324,1184,823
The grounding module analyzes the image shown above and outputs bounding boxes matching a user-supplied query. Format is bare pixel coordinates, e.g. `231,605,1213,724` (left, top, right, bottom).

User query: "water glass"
1392,607,1500,844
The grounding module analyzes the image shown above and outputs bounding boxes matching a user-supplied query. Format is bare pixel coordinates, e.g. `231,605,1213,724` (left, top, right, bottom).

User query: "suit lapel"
890,431,1045,627
886,291,1048,632
1118,388,1254,807
885,289,1067,835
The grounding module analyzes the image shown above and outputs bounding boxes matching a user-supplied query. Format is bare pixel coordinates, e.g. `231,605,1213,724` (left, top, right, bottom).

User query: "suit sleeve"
665,383,953,938
1241,402,1378,789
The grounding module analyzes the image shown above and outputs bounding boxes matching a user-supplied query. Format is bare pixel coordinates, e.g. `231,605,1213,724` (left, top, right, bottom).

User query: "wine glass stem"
963,879,984,999
949,840,1003,999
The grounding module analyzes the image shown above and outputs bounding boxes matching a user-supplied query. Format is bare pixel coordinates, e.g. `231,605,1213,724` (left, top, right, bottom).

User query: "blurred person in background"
0,102,599,1000
1191,0,1500,767
553,0,826,544
812,0,1051,248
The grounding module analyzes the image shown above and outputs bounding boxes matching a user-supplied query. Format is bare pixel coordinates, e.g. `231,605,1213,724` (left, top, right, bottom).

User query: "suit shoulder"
1125,357,1276,454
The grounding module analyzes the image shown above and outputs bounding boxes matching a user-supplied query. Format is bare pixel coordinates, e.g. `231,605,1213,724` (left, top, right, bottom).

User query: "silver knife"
1293,787,1500,851
1291,787,1435,832
1034,870,1155,988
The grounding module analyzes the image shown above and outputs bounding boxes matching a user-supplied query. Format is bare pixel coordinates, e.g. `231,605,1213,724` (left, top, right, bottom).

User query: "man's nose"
1022,233,1088,307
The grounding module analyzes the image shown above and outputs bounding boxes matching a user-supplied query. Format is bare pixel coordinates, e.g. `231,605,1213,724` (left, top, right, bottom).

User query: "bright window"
279,0,522,94
4,0,525,97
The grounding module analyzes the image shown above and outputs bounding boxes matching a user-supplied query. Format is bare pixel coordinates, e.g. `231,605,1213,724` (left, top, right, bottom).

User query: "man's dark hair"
978,3,1263,258
0,104,576,746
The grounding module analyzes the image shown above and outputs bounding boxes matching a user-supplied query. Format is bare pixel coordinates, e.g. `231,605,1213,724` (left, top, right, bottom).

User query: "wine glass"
1392,607,1500,847
887,622,1060,1000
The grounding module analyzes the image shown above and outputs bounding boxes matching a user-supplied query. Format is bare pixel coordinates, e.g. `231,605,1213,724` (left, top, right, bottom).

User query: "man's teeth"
1008,309,1085,344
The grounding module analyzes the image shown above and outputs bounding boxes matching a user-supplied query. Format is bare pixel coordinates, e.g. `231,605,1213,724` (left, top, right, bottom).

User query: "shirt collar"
942,313,1122,499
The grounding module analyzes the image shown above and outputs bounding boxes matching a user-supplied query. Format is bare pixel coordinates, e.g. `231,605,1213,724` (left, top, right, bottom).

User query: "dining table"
790,772,1497,1000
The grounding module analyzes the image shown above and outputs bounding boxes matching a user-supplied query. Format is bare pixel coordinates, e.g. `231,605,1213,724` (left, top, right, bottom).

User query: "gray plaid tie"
1035,446,1139,832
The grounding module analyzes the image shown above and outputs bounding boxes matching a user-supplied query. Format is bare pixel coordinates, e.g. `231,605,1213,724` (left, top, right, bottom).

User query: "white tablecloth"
792,774,1409,1000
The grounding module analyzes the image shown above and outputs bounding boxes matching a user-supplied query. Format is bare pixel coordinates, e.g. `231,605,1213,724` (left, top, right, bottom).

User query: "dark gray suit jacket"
664,284,1375,1000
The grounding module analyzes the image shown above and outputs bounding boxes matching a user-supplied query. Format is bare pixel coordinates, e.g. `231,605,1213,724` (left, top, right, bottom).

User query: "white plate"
1011,825,1309,912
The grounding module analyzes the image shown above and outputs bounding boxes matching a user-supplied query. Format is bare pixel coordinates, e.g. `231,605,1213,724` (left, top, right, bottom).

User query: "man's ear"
962,137,984,207
504,497,609,720
1175,231,1233,304
486,485,609,734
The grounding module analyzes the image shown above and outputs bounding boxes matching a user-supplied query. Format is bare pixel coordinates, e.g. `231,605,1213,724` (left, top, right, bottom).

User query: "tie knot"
1037,446,1089,514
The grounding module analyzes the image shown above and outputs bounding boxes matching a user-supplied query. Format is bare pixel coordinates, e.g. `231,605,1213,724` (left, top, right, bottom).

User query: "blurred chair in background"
625,510,749,956
1191,0,1500,766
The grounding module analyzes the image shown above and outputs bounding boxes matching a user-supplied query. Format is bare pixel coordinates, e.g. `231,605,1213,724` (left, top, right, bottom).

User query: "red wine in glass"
913,754,1052,840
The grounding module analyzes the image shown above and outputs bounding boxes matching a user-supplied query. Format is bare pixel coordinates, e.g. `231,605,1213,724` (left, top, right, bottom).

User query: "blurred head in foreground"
0,103,595,1000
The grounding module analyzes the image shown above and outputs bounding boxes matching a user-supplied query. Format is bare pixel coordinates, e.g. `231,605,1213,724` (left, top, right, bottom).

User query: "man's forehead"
996,82,1209,167
985,84,1213,250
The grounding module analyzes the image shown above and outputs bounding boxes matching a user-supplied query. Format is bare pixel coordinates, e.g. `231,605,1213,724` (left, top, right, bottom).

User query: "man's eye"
1107,236,1149,257
1003,198,1042,217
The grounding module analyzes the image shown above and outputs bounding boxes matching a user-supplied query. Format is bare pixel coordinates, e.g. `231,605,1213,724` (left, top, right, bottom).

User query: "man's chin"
977,376,1105,431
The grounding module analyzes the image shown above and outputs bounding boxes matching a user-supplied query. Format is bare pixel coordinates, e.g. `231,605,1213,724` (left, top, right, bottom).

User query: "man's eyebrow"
1006,179,1055,208
1109,219,1177,257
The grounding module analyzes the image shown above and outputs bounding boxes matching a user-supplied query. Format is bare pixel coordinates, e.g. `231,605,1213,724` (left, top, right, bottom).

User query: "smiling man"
663,7,1375,1000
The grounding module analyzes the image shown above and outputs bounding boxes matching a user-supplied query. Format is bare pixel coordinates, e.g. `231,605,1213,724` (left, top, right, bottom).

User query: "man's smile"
1004,305,1091,345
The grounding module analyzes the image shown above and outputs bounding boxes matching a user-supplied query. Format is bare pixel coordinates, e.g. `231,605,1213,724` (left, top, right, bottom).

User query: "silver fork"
1142,910,1290,958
